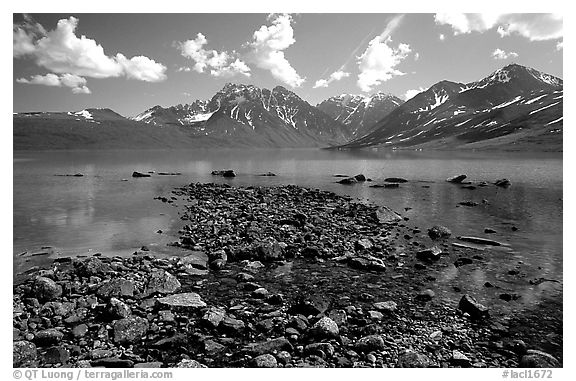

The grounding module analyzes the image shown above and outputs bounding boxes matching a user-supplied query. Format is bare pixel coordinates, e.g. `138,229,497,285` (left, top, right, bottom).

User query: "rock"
132,171,151,178
243,337,293,356
415,289,435,302
220,316,245,335
39,301,74,318
446,174,467,183
236,272,255,282
34,329,64,346
355,238,373,251
252,354,277,368
157,293,206,310
327,309,348,326
255,238,284,261
158,310,175,322
495,179,511,188
458,236,502,246
13,341,37,366
355,335,386,353
305,343,335,358
107,297,131,319
204,339,226,355
90,349,114,360
145,269,181,295
519,350,560,368
499,293,521,302
428,225,452,240
72,324,89,338
371,206,402,224
32,277,62,302
176,359,207,368
113,316,149,345
75,257,112,277
134,362,163,368
354,174,366,182
484,228,497,234
44,346,70,364
243,261,265,272
451,350,471,367
416,246,442,262
288,295,330,316
259,172,277,176
91,358,135,367
384,183,399,188
373,301,397,313
385,177,408,183
338,177,357,185
208,250,227,270
396,350,431,368
310,317,339,339
211,169,236,177
348,256,386,272
459,201,479,207
252,287,270,299
96,278,135,299
202,307,226,328
276,351,291,365
368,310,384,320
458,294,489,319
454,257,474,267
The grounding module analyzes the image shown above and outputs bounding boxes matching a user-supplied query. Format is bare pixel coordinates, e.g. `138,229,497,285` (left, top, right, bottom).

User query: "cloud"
434,13,562,41
17,73,91,94
556,41,563,50
439,34,445,41
492,48,519,60
357,37,411,92
177,33,250,78
13,16,167,87
414,52,420,61
404,87,427,100
246,13,305,87
313,70,350,88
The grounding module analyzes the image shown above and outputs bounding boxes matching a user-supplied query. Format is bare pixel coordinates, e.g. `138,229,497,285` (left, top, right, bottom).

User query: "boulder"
305,343,335,358
34,329,64,346
255,238,284,262
32,277,62,302
355,238,373,251
520,350,560,368
202,307,226,328
220,316,245,335
310,317,339,339
44,346,70,364
446,174,467,183
416,246,442,262
371,206,402,224
157,293,206,310
144,269,181,295
96,278,135,299
458,294,489,319
338,177,357,185
288,294,330,316
132,171,151,178
211,169,236,177
373,301,397,313
355,335,386,353
113,316,149,345
354,174,367,182
107,297,131,319
396,350,431,368
428,225,452,240
75,257,112,277
252,354,278,368
494,179,511,188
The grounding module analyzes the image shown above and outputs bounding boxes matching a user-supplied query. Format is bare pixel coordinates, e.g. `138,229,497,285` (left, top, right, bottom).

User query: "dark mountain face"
317,93,404,139
338,64,563,150
133,83,352,147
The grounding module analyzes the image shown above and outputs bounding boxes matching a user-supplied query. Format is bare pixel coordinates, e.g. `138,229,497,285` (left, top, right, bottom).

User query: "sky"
13,12,563,117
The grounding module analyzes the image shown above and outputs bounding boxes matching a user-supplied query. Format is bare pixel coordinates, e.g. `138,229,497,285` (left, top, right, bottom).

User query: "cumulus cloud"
246,13,305,88
556,41,563,50
357,37,411,92
313,70,350,88
17,73,91,94
404,87,427,100
434,13,562,41
439,34,446,41
13,15,167,91
177,33,250,78
492,48,519,60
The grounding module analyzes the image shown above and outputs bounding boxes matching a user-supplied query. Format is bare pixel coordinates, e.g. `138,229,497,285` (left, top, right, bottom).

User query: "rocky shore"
13,182,562,368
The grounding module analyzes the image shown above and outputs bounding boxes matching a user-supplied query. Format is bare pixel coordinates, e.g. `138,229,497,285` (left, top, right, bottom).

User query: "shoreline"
13,182,562,368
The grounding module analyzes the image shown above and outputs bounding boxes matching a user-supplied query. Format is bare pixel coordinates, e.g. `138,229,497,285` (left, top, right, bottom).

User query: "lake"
13,148,562,310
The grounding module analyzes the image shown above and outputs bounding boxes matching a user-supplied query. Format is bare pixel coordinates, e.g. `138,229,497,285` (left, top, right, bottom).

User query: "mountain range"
13,63,563,151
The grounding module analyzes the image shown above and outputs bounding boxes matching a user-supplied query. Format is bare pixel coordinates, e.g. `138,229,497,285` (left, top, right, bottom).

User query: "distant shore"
13,182,562,368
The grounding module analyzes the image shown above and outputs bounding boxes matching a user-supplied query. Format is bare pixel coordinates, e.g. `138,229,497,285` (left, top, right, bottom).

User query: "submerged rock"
211,169,236,177
458,236,502,246
495,179,511,188
385,177,408,183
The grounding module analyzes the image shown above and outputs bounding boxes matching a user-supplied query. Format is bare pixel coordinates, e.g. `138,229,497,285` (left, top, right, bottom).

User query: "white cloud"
492,48,519,60
246,13,305,88
178,33,250,78
414,52,420,61
313,70,350,88
17,73,91,94
357,36,411,92
556,41,563,50
13,16,167,86
404,87,427,100
435,13,562,41
439,34,445,41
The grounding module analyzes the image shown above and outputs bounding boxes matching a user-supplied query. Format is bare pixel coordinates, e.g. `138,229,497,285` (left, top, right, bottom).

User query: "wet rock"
13,341,37,366
97,278,135,299
495,179,511,188
132,171,151,178
458,236,502,246
211,169,236,177
354,174,367,182
202,307,225,328
145,269,181,295
371,205,402,224
259,172,276,176
176,359,207,368
34,329,64,346
397,350,431,368
157,293,206,310
355,335,385,353
113,316,149,345
32,277,62,302
446,174,467,183
416,246,442,262
385,177,408,183
252,354,277,368
338,177,357,185
458,294,489,319
310,317,339,339
373,301,397,313
243,337,293,356
44,346,70,364
428,225,452,240
107,297,131,319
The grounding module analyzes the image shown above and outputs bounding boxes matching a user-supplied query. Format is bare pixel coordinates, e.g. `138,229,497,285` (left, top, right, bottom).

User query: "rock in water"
371,206,402,224
446,174,467,183
354,174,366,182
458,294,489,319
457,236,502,246
113,316,149,345
396,350,431,367
338,177,358,185
211,169,236,177
132,171,151,178
428,225,452,240
385,177,408,183
157,293,207,309
494,178,511,188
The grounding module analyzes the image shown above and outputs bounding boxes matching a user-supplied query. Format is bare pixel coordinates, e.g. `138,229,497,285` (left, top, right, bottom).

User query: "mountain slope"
133,83,352,147
338,64,563,151
317,93,403,139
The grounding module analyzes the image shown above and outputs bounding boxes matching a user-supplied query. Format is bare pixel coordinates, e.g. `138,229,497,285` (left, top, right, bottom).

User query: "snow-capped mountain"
338,64,563,150
133,83,352,147
317,93,404,138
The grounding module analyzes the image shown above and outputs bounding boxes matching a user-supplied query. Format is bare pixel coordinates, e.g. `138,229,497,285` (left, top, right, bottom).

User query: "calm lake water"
13,148,562,310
